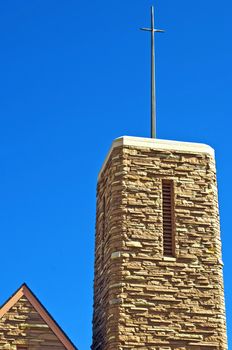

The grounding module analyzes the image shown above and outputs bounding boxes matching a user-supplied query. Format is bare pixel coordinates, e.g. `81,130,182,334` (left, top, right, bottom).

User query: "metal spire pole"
151,6,155,138
141,6,164,139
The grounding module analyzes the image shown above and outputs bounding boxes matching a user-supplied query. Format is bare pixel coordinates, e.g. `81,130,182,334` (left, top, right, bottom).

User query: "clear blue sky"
0,1,231,349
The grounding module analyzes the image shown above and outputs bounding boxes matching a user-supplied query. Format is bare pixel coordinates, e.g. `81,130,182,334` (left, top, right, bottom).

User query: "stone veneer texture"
92,137,227,350
0,296,66,350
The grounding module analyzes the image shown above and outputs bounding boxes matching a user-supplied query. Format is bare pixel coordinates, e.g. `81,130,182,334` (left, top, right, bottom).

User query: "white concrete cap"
98,136,215,180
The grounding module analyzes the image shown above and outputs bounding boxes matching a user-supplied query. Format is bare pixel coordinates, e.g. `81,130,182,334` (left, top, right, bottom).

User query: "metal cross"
140,6,165,139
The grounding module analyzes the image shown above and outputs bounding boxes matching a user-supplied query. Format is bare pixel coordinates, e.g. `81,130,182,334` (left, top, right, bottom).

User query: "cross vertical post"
151,6,155,138
141,6,164,139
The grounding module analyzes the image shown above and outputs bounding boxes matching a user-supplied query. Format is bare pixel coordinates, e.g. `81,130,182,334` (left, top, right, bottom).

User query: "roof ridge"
0,283,77,350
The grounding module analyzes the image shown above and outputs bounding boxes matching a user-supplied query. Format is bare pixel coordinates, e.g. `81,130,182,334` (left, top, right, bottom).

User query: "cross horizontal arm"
140,27,152,31
140,27,165,33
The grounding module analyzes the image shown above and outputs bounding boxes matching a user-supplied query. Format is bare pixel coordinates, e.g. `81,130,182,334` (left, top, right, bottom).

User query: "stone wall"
92,137,227,350
0,296,66,350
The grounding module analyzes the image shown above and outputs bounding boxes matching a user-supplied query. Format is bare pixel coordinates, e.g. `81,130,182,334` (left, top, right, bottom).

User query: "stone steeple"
92,136,227,350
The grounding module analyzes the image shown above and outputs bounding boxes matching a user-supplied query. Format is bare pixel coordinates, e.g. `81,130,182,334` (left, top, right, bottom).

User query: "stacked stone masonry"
0,296,66,350
92,138,227,350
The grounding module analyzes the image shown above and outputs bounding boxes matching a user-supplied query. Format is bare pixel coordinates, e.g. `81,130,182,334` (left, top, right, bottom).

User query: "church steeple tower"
92,6,227,350
92,137,227,349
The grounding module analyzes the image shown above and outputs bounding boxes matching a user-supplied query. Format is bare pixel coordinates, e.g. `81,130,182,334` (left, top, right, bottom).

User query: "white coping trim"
98,136,215,180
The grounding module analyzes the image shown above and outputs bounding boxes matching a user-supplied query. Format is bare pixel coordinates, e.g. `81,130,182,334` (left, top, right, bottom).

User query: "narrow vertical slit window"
101,195,106,267
162,180,174,257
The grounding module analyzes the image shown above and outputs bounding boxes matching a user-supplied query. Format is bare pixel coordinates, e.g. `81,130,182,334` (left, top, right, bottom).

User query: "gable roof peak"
0,283,77,350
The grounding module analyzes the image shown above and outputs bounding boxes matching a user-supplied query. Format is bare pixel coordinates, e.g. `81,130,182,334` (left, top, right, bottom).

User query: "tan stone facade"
0,284,76,350
0,296,66,350
92,137,227,350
